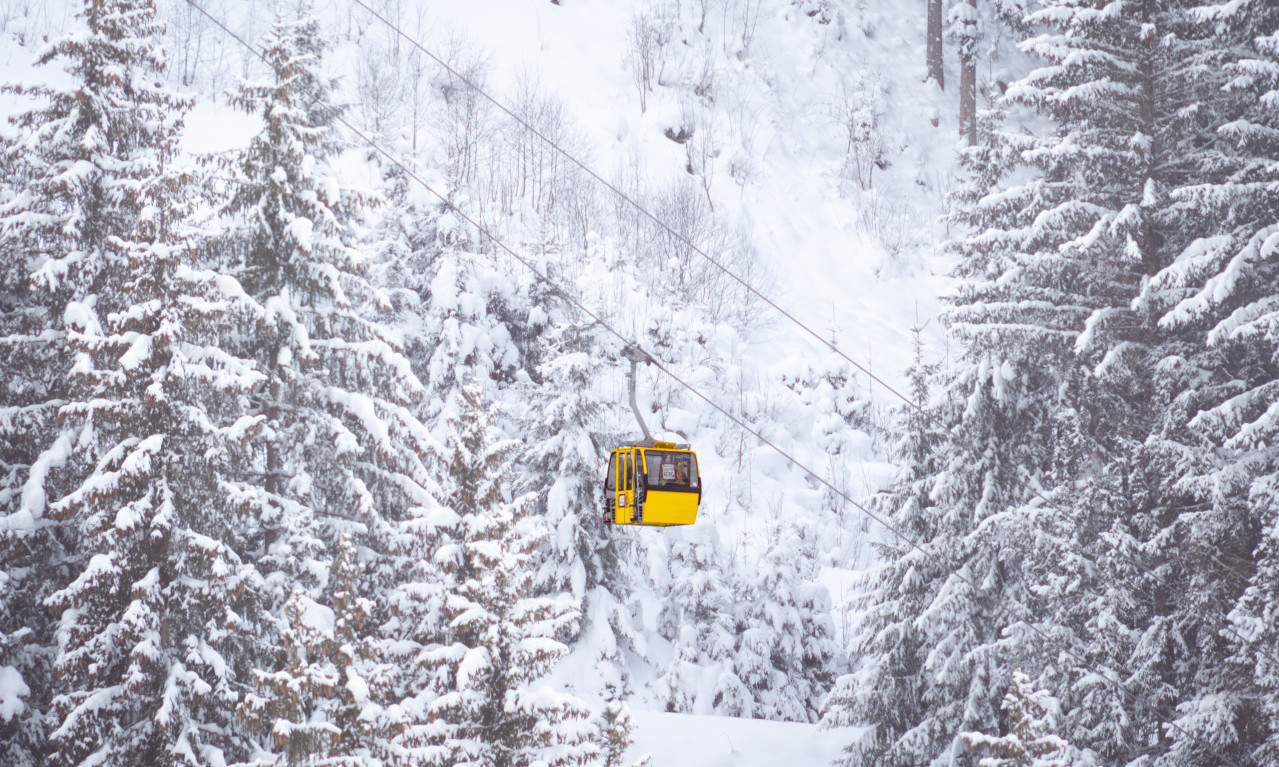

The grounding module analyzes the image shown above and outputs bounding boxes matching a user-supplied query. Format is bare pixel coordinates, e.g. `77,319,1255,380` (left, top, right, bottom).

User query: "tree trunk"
959,0,978,146
927,0,944,89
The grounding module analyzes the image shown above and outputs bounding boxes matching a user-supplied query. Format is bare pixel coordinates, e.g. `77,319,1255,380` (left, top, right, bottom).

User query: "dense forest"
1,0,1279,766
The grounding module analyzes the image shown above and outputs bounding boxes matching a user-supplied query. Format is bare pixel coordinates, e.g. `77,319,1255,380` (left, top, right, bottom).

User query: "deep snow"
0,1,966,763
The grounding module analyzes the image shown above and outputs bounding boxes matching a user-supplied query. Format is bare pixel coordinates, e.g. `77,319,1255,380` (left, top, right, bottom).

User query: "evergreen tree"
962,671,1084,767
521,322,609,602
588,696,653,767
518,322,648,697
1134,4,1279,764
1009,3,1265,764
655,526,743,716
833,1,1269,765
239,535,385,766
214,10,440,764
0,1,280,764
414,217,523,423
732,520,840,723
821,327,948,766
217,6,434,590
426,385,596,767
0,0,181,758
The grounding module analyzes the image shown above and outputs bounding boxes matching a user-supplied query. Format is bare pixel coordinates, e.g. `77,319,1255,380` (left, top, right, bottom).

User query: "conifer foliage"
9,0,271,764
828,1,1279,766
962,671,1082,767
428,385,596,767
218,9,435,560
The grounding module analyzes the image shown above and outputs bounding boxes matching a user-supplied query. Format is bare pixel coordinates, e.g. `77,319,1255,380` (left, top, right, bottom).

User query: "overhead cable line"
178,5,1254,764
347,0,925,416
347,6,1274,762
179,0,967,598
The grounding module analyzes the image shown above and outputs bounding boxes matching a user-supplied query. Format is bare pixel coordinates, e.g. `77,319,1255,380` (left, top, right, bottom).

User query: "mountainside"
9,0,1279,766
0,2,961,763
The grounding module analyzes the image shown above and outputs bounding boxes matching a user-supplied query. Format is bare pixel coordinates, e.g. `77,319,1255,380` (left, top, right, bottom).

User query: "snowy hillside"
627,711,850,767
14,0,1277,765
0,1,968,763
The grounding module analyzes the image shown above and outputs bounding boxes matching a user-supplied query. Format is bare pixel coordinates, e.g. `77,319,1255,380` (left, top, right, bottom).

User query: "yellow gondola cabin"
604,442,700,526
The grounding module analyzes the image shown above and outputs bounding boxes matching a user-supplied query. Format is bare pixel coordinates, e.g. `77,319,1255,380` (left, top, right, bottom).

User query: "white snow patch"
626,711,848,767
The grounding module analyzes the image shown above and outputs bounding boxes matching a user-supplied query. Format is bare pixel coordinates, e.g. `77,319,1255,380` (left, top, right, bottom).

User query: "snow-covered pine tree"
0,0,177,757
593,698,637,767
823,0,1236,753
521,322,607,603
211,11,443,764
216,6,434,592
240,587,346,766
732,519,840,723
426,385,596,767
905,1,1256,764
0,1,283,765
239,534,385,766
1005,3,1270,764
655,526,744,716
820,325,966,767
1132,3,1279,764
518,321,647,697
962,670,1084,767
413,214,523,424
352,162,467,764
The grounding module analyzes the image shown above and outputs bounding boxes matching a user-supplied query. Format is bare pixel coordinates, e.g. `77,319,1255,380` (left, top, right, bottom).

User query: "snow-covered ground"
0,0,963,753
628,710,852,767
407,0,958,389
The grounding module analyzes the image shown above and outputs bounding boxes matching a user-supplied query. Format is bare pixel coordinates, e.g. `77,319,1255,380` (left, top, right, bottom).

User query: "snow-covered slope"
402,0,958,386
627,710,852,767
0,0,963,756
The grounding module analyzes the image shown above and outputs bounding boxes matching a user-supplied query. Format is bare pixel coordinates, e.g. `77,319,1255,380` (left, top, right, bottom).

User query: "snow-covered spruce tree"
592,699,639,767
655,526,744,716
0,0,104,754
519,321,608,600
353,163,471,764
1132,4,1279,764
842,2,1259,765
409,207,524,426
518,320,647,696
962,671,1085,767
239,534,386,766
214,11,441,764
0,1,275,764
216,8,434,588
825,2,1236,759
732,519,840,723
426,385,596,767
1003,3,1271,764
820,325,970,767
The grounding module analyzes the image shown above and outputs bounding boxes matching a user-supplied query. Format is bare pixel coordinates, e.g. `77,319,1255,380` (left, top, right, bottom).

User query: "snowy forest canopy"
2,1,1279,767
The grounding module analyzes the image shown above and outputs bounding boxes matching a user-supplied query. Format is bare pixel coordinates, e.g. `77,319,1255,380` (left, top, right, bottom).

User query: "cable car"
603,345,701,527
604,442,700,526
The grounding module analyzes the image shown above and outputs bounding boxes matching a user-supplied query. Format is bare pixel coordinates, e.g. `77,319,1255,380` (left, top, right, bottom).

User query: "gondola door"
612,449,630,525
609,448,646,525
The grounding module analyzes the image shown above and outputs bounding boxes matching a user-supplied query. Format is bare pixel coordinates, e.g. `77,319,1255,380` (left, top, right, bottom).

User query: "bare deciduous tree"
357,42,402,139
638,181,771,329
831,75,888,193
403,7,431,153
730,0,763,56
626,10,665,113
432,34,495,191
